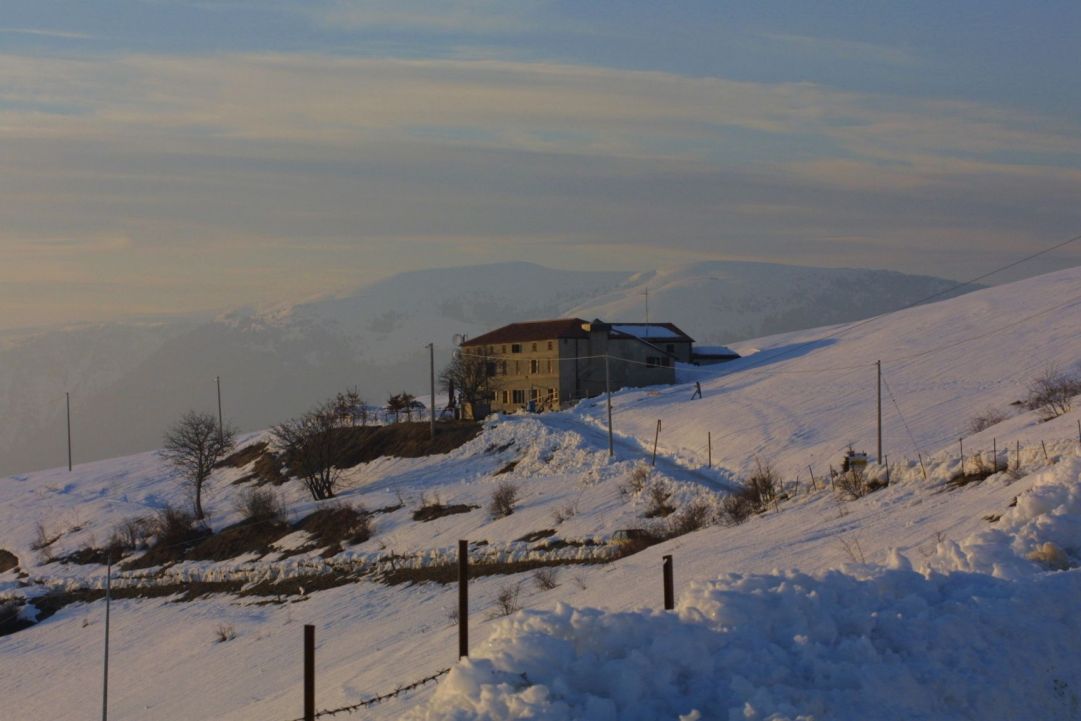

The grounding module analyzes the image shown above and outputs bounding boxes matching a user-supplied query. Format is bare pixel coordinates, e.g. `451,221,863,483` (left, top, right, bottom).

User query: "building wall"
465,327,679,413
470,338,563,413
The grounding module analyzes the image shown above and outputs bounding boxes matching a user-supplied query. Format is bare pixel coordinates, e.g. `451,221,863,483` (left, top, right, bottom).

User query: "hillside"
0,261,970,476
2,266,1080,720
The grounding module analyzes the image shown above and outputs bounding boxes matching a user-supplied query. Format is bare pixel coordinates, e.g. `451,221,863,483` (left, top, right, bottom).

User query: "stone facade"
461,318,693,413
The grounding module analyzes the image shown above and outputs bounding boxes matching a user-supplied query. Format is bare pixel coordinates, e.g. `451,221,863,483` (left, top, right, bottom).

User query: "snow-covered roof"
693,345,739,357
610,323,693,342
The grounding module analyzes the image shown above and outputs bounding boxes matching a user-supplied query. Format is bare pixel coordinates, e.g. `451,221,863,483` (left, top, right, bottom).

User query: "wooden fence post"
808,465,818,491
651,420,662,466
458,539,469,659
662,555,674,611
304,625,315,721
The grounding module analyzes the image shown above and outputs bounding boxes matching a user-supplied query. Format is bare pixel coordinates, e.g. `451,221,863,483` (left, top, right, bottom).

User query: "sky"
2,0,1081,329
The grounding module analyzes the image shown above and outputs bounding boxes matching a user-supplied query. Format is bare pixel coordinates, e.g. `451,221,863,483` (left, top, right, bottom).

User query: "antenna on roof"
642,288,649,338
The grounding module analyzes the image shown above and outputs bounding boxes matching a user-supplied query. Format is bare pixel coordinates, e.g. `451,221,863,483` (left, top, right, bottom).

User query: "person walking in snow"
691,381,702,400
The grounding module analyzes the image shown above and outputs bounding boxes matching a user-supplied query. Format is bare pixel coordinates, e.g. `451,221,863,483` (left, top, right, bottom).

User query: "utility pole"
876,360,882,465
605,354,613,457
216,376,224,446
427,343,435,440
102,555,112,721
66,391,72,472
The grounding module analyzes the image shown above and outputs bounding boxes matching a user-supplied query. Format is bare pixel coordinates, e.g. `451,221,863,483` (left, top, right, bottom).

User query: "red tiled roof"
462,318,590,346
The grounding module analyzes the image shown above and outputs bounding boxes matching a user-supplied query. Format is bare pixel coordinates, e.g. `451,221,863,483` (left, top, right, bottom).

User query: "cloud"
761,32,921,67
308,0,542,33
0,27,95,40
1,52,1077,168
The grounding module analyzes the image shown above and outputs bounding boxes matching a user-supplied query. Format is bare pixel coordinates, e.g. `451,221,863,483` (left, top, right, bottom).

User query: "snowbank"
408,567,1081,721
407,457,1081,721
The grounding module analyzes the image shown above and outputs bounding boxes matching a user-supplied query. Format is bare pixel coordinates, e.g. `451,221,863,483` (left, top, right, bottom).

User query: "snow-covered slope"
0,261,968,476
3,265,1080,721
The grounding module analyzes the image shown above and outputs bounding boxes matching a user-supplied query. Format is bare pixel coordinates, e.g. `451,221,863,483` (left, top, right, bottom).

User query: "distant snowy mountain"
0,261,970,476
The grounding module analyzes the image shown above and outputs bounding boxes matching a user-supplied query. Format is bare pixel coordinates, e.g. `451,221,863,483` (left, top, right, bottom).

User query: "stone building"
460,318,695,413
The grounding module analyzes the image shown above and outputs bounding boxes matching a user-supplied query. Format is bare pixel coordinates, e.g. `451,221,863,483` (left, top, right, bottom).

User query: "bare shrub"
621,463,651,496
720,494,756,525
551,502,578,525
746,458,780,506
533,567,559,591
838,536,866,564
214,623,236,643
643,483,675,518
835,466,868,500
720,458,784,524
234,488,287,525
968,407,1008,434
151,506,203,548
489,481,519,519
30,521,60,553
489,582,522,618
102,515,155,559
445,605,460,626
1025,366,1081,421
667,498,714,536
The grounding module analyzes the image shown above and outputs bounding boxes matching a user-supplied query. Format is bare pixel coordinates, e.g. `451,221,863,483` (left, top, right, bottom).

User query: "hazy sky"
3,1,1080,329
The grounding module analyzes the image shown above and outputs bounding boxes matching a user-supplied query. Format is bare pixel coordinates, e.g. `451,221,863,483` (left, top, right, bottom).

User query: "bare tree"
161,411,236,520
1025,366,1081,420
272,400,348,500
440,350,495,417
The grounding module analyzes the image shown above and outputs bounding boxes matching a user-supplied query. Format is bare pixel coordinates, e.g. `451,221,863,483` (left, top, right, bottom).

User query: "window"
490,390,498,401
531,342,537,352
547,341,553,350
647,356,661,368
511,343,522,353
486,362,497,376
515,360,521,375
530,359,540,374
500,361,507,376
530,388,539,401
512,389,526,404
502,345,507,354
546,359,552,373
501,390,510,404
488,346,494,354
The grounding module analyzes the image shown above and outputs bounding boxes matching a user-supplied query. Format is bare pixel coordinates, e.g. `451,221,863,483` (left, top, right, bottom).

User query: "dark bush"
296,504,373,549
489,482,519,519
667,498,714,536
152,506,206,548
234,488,287,525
